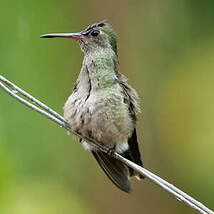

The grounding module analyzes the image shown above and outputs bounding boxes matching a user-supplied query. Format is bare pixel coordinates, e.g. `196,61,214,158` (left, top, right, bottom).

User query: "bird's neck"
78,48,119,92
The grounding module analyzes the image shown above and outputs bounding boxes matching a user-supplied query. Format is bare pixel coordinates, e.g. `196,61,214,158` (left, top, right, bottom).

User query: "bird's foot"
107,145,116,156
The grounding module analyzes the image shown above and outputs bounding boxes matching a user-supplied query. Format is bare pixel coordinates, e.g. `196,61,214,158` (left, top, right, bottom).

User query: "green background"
0,0,214,213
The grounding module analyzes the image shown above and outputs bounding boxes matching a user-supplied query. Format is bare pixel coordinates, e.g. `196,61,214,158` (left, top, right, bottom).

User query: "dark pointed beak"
40,32,85,39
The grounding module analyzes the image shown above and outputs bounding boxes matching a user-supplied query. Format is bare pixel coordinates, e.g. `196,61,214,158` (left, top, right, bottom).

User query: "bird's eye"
91,30,100,37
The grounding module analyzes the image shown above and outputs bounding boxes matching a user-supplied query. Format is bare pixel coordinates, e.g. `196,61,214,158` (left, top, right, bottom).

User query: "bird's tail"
92,150,132,193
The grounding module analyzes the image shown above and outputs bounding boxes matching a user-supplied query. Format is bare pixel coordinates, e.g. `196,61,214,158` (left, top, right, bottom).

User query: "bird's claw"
107,145,116,156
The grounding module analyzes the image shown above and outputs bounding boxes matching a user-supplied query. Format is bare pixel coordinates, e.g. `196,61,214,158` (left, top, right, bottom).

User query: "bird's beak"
40,32,85,39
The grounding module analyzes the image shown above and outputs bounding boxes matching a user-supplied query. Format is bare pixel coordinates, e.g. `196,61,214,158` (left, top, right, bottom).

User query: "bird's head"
40,20,117,55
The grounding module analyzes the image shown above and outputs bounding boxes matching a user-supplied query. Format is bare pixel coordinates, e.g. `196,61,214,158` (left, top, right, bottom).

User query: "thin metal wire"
0,75,65,122
0,74,213,214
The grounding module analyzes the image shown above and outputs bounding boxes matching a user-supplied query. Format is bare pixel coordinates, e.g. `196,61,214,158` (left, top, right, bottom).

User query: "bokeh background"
0,0,214,213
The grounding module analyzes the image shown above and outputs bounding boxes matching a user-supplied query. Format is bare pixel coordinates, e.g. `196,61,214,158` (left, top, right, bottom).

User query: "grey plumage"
49,21,144,193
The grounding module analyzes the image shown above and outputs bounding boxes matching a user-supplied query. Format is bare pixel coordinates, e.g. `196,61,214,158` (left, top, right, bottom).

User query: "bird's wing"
116,73,140,121
117,73,144,178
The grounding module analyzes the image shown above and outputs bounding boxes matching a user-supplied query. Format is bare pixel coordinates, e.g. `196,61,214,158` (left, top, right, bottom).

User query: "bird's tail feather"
92,151,132,193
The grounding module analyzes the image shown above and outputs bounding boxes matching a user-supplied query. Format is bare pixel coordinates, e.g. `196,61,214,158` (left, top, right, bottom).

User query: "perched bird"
40,20,143,193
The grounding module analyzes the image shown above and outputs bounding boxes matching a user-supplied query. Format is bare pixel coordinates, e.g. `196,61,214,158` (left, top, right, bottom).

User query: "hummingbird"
40,20,143,193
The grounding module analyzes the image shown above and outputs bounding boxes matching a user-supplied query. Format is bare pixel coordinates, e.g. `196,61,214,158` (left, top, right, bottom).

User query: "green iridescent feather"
102,24,118,55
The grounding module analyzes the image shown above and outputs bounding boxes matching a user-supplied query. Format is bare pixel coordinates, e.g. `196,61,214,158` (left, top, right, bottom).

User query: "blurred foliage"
2,181,93,214
0,0,214,213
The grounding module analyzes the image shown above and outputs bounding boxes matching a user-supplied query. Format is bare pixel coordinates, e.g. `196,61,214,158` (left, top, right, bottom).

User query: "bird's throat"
81,48,118,91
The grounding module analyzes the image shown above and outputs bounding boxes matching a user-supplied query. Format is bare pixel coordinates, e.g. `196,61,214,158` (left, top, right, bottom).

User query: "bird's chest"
64,88,129,132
